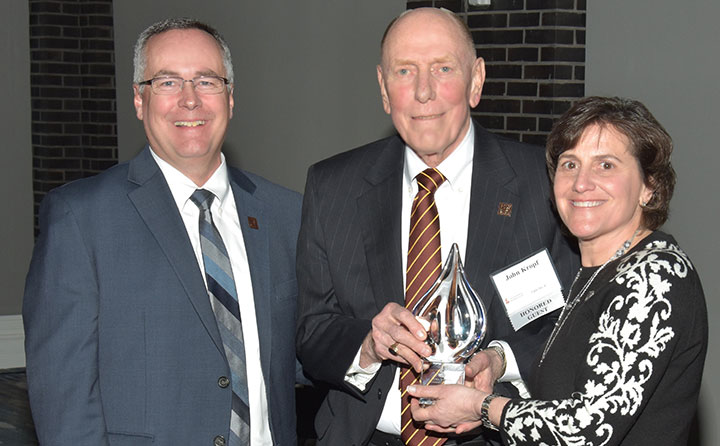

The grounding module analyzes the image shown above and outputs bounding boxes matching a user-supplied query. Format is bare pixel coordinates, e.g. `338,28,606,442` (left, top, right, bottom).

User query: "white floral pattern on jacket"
501,239,694,446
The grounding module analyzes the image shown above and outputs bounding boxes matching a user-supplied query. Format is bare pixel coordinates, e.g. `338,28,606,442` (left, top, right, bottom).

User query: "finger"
380,326,432,365
371,304,431,364
392,306,428,340
465,351,491,377
407,384,440,399
382,306,430,349
388,342,400,357
409,396,434,423
424,423,456,433
370,310,409,360
371,326,425,365
390,343,425,372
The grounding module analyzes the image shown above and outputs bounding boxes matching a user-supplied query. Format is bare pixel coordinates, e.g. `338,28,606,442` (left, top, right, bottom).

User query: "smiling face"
554,124,654,263
377,9,485,167
133,28,233,184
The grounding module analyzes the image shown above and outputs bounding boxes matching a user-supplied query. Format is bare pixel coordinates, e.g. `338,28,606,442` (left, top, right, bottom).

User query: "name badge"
490,249,564,331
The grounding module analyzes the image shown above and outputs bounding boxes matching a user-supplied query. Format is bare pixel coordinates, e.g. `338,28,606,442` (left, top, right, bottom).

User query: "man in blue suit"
23,18,301,445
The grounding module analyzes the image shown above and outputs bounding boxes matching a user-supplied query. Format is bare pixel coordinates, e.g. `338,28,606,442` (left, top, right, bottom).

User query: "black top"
500,231,707,446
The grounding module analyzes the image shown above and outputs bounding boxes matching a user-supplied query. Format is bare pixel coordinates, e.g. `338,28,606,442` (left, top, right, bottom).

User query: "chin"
565,224,599,242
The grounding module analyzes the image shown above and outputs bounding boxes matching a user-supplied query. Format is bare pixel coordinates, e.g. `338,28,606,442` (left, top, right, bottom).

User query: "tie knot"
416,168,445,194
189,189,215,211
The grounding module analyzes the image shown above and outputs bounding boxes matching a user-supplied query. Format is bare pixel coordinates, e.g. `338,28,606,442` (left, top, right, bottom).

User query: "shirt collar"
403,122,474,189
149,148,231,213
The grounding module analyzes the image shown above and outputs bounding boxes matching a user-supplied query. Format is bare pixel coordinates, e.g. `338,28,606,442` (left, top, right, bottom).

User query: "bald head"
380,8,476,68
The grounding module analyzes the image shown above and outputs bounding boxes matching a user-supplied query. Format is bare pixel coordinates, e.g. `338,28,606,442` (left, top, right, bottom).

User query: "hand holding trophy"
410,243,488,405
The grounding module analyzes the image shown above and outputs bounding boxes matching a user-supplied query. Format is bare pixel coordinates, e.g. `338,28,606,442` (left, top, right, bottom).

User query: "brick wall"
29,0,118,230
406,0,586,146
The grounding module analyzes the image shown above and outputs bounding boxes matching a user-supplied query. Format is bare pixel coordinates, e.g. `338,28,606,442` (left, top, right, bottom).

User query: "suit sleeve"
295,165,372,392
23,191,109,445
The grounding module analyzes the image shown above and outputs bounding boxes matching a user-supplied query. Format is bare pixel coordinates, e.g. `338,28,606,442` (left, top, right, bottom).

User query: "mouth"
174,120,206,127
571,200,604,208
412,113,444,121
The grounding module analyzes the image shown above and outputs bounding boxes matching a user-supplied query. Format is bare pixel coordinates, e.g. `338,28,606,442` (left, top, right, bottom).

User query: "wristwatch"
480,393,500,430
487,345,507,379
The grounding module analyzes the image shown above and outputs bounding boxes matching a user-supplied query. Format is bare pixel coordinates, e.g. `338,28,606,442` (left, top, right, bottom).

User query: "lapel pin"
497,202,513,217
248,216,259,229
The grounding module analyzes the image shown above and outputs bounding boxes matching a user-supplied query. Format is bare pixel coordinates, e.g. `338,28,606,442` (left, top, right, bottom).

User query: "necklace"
539,229,641,365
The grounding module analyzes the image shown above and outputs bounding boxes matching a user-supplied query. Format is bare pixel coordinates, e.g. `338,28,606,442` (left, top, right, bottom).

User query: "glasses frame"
138,75,230,95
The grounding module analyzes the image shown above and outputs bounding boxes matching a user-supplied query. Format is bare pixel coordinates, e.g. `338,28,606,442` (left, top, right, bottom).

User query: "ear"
640,177,655,206
468,57,486,109
228,85,234,119
133,84,144,120
377,65,391,115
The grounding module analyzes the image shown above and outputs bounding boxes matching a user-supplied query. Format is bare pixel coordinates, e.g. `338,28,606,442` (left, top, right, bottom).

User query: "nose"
572,166,595,193
178,80,201,109
414,69,436,103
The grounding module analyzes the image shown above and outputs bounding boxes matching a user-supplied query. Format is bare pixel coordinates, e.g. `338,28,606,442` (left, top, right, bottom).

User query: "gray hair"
133,18,234,89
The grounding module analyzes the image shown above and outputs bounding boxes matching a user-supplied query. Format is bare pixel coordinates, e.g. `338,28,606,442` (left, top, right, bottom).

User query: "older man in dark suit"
23,18,301,446
296,8,578,446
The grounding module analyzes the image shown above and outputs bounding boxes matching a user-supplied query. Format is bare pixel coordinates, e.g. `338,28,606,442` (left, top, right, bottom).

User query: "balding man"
296,7,578,446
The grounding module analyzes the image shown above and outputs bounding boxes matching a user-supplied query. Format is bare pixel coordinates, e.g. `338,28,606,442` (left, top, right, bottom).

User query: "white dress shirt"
150,149,272,445
344,124,523,435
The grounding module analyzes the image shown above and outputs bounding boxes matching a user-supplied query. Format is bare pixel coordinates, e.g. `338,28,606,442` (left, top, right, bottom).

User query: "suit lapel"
465,125,520,311
228,170,273,381
357,137,406,311
126,147,225,354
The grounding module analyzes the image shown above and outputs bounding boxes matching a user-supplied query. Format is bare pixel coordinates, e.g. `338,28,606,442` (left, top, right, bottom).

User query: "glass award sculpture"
410,243,487,405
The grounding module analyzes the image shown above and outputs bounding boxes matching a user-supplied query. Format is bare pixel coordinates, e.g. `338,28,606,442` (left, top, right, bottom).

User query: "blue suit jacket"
23,147,302,445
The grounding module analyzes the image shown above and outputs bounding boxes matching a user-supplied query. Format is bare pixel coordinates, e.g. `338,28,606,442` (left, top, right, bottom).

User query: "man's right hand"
359,302,431,372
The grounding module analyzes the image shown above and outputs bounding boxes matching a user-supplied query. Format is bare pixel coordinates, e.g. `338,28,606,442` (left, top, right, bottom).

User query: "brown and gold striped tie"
401,168,446,446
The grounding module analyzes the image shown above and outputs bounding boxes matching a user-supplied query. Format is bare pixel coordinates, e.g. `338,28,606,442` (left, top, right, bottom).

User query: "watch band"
481,393,500,430
487,345,507,379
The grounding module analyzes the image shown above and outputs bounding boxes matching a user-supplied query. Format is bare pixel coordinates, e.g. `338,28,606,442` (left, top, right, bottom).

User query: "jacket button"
378,388,383,399
213,435,226,446
218,376,230,388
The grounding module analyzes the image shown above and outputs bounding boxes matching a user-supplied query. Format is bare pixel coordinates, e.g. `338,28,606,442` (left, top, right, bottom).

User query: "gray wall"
1,0,33,316
113,1,405,192
587,1,719,444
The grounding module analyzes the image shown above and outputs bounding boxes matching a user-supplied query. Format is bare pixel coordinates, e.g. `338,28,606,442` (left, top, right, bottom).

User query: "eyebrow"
150,69,222,78
559,152,623,162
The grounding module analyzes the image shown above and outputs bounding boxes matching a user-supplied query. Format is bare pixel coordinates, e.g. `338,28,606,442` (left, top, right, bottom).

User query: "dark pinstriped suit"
296,123,579,446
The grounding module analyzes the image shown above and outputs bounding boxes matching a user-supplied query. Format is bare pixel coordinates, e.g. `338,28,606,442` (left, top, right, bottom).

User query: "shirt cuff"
344,345,382,391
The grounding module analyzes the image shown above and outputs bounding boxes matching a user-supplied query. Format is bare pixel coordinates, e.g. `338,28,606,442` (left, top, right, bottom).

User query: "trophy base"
418,362,465,406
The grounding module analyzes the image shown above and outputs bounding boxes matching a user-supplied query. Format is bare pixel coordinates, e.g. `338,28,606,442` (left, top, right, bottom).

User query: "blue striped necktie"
190,189,250,445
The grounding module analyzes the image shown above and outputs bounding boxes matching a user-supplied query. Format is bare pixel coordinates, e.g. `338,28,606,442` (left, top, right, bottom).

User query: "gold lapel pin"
248,216,259,229
497,202,512,217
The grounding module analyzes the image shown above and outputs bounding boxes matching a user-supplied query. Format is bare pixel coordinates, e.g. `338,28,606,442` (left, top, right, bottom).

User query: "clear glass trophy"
410,243,487,405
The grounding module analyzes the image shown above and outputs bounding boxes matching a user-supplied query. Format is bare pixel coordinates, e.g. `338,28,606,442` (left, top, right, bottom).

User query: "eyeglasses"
138,75,229,95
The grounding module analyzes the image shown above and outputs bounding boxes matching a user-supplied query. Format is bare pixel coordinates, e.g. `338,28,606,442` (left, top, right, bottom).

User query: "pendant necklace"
539,229,642,365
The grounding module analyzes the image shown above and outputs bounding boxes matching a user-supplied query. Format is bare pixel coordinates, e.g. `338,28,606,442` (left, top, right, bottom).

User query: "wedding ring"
388,342,400,356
